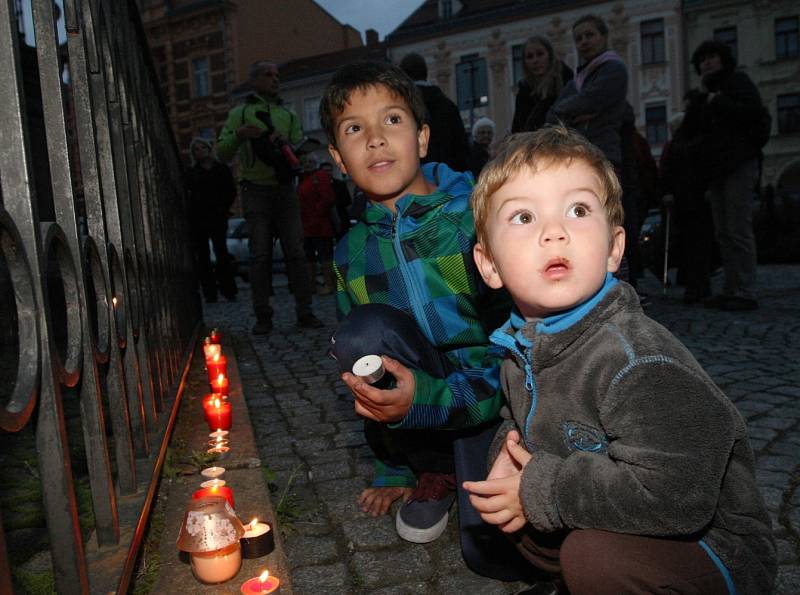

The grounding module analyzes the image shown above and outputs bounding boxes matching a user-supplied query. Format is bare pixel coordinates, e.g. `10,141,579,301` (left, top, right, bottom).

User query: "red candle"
209,328,222,344
210,373,230,396
240,571,280,594
202,393,228,413
205,398,232,431
207,354,227,383
203,340,222,361
192,482,235,508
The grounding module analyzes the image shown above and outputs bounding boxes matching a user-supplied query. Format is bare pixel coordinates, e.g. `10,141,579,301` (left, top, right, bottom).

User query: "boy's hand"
341,356,415,423
462,434,532,534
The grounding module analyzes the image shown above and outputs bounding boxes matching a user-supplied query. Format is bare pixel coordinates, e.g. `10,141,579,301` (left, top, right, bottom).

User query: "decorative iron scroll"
0,0,201,592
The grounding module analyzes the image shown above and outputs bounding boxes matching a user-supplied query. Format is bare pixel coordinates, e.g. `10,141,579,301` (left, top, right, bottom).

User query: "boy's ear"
606,226,626,273
328,144,349,176
473,242,504,289
417,123,430,160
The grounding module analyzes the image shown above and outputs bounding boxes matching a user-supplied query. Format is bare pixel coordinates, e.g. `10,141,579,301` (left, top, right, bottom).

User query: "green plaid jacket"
334,163,508,486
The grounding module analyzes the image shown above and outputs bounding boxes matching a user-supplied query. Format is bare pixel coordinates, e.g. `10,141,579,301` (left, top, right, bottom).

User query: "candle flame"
212,353,219,363
217,373,224,383
250,518,258,530
211,485,218,493
259,570,269,583
214,398,220,408
112,296,118,306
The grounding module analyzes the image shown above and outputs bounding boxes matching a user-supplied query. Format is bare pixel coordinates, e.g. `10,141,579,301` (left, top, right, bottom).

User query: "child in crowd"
464,126,776,593
319,61,509,547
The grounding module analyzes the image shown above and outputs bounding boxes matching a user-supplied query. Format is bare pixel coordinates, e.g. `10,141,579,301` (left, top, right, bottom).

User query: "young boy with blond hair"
464,126,776,593
319,61,512,554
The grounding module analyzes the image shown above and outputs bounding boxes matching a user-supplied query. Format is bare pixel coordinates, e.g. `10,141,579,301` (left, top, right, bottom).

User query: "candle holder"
210,373,230,396
177,496,245,584
352,354,396,390
205,397,232,431
207,354,228,384
209,430,229,440
192,480,235,509
240,518,275,559
209,328,222,344
203,338,222,360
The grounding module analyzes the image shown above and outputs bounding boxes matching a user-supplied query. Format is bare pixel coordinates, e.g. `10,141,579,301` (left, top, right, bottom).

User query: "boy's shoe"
251,319,273,335
297,313,324,328
396,472,456,543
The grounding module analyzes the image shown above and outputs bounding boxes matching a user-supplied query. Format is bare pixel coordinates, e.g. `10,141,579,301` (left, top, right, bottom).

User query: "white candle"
243,519,270,539
201,479,226,489
190,542,241,584
201,466,225,480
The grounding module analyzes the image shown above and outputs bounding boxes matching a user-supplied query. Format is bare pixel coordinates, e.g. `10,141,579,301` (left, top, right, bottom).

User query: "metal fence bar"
0,0,201,591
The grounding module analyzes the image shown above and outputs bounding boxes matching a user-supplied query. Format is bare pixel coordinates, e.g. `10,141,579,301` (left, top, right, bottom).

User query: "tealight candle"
210,373,230,396
205,398,232,431
207,353,228,383
240,570,280,594
352,354,396,390
200,466,226,481
240,518,274,559
208,430,229,440
207,436,230,449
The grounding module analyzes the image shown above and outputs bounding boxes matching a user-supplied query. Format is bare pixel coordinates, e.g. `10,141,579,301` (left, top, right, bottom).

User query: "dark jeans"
190,218,236,299
516,528,728,594
331,304,532,581
241,181,314,320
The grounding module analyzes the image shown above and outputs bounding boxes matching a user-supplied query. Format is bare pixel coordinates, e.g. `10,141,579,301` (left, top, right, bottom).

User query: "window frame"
640,18,666,65
191,56,210,98
777,93,800,134
713,26,738,62
645,103,668,147
775,16,799,60
455,53,489,112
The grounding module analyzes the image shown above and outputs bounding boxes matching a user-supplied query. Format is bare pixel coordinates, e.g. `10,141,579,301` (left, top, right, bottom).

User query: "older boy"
465,127,776,593
319,61,510,548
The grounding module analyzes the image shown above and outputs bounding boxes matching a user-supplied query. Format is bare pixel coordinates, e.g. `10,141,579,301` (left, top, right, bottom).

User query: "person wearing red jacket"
297,155,336,294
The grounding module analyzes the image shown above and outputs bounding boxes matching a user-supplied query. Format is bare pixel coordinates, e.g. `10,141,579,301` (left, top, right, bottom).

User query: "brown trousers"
515,529,729,594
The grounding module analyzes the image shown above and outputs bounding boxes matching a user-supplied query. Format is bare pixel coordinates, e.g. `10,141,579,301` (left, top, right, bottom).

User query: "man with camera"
218,60,323,334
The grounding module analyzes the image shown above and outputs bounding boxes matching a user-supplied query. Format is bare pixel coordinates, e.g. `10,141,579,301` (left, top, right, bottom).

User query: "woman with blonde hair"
511,35,573,133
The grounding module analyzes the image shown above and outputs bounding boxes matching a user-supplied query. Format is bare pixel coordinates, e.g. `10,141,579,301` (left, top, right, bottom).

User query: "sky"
314,0,426,41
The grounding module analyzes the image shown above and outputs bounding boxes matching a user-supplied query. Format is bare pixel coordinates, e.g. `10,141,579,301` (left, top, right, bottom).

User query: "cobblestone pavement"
204,264,800,594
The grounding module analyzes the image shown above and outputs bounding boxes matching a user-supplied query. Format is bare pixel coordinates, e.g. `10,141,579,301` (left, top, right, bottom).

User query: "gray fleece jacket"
489,278,776,594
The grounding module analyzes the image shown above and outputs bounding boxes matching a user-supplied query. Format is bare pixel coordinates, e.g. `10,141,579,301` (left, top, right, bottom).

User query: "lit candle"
204,398,232,431
240,518,274,559
240,570,280,594
204,338,222,360
209,328,222,344
192,481,235,508
207,435,230,449
202,393,228,412
208,430,229,440
210,373,230,396
200,466,226,481
207,353,228,384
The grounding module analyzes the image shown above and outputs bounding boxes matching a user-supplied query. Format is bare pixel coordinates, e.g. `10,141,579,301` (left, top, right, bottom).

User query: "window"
776,16,799,60
455,54,489,111
640,19,665,64
303,96,321,132
714,27,737,62
511,44,525,85
191,57,209,97
440,0,452,19
645,104,668,146
777,93,800,134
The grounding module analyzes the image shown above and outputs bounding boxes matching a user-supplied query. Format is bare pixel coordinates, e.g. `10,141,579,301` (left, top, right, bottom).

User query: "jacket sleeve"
548,61,628,123
288,108,304,145
511,87,528,133
392,341,506,430
710,71,763,126
217,107,244,163
519,360,736,534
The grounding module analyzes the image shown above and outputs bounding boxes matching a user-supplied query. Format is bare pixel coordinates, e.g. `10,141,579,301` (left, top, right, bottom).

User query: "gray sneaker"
396,472,456,543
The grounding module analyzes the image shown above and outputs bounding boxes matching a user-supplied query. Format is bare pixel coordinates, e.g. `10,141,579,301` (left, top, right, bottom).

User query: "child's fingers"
500,516,527,534
462,480,501,496
507,440,533,465
477,508,515,527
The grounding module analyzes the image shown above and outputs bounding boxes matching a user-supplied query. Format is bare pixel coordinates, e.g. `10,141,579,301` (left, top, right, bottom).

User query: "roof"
277,43,389,83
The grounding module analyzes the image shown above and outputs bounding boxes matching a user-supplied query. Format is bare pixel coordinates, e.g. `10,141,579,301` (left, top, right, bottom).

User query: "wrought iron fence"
0,0,200,592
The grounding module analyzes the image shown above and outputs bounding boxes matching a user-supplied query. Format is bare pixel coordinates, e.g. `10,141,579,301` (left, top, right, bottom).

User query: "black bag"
250,134,296,184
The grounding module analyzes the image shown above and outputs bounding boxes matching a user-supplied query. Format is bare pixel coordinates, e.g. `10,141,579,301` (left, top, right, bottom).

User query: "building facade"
139,0,362,159
684,0,800,193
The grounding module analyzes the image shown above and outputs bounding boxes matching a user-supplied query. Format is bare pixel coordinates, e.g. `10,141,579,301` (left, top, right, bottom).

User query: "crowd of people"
182,12,776,593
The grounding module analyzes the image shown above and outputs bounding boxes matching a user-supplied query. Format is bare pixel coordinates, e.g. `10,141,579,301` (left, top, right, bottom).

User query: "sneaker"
297,313,324,329
251,319,272,335
719,296,759,311
396,472,456,543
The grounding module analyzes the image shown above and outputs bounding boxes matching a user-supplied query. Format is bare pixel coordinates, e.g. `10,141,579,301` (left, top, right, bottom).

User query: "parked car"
209,217,285,281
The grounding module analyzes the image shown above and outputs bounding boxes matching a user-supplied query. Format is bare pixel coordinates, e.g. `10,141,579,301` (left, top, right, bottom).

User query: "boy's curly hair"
472,125,624,257
319,60,427,147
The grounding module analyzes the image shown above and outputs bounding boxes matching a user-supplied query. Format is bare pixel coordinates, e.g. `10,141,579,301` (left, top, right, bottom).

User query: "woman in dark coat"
511,36,573,133
186,137,238,302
